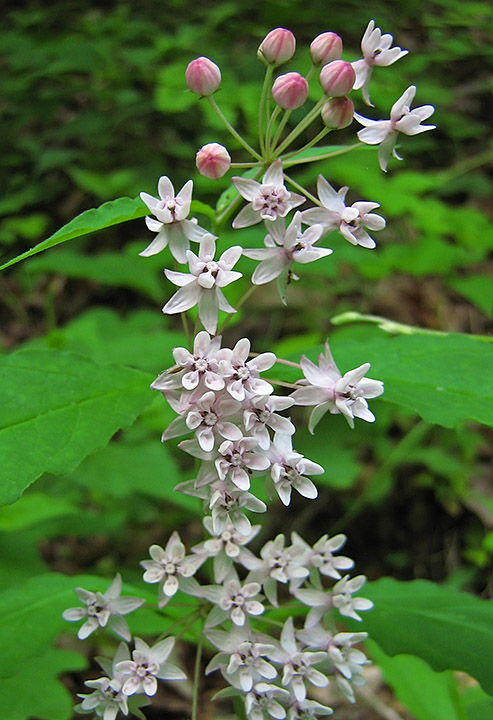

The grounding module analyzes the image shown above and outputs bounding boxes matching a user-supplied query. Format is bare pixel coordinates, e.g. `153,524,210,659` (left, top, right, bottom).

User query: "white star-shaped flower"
301,176,385,249
62,574,145,641
291,341,384,431
140,176,208,263
162,234,242,334
243,212,332,285
355,85,435,171
352,20,408,106
232,160,305,228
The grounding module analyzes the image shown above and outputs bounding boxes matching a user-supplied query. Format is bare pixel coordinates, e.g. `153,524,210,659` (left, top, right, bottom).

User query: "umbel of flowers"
64,20,434,720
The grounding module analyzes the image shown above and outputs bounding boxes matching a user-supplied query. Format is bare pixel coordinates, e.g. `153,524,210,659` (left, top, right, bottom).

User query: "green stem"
161,609,202,639
282,127,331,160
191,634,204,720
282,141,364,166
270,109,292,156
274,97,325,155
250,352,301,369
217,284,258,334
230,162,263,168
265,105,282,158
258,65,274,156
262,377,300,390
207,97,262,160
216,167,264,227
283,173,320,205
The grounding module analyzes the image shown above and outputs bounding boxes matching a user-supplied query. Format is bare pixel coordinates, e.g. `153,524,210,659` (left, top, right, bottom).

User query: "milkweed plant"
62,22,435,720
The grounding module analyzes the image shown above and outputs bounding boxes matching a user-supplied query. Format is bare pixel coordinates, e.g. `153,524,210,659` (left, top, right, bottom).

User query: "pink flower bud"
196,143,231,179
272,72,308,110
258,28,296,66
310,32,343,66
319,60,355,97
186,57,221,97
321,97,354,129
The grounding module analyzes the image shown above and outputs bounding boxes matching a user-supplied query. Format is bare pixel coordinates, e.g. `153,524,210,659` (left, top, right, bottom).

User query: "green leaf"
462,686,493,720
355,578,493,697
281,325,493,428
0,573,85,679
0,196,146,272
0,648,86,720
369,642,465,720
0,348,154,504
0,573,149,680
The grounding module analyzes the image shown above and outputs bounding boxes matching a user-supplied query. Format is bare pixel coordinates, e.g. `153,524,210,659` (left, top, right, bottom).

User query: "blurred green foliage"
0,1,492,718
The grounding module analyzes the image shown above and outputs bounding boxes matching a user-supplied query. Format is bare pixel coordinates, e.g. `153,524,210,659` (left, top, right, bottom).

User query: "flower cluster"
63,17,435,720
141,526,372,716
63,577,186,720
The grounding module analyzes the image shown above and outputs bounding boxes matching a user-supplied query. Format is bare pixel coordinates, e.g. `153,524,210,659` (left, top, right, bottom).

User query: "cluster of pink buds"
65,19,435,720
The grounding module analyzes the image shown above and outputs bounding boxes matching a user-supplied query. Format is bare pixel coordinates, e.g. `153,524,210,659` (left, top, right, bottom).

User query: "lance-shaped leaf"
0,196,146,272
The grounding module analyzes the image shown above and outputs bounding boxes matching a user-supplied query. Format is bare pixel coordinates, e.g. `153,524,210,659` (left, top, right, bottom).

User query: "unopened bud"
319,60,355,97
272,72,308,110
321,97,354,129
196,143,231,179
310,32,343,66
258,28,296,66
186,57,221,97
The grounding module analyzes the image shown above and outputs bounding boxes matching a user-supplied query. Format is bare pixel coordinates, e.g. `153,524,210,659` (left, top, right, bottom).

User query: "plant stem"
191,634,204,720
283,173,320,205
207,97,262,160
250,352,301,369
181,312,191,347
230,162,263,168
216,167,265,228
217,284,258,334
283,141,364,166
274,98,325,155
263,377,300,389
258,65,274,155
265,105,282,158
282,127,330,160
270,109,292,156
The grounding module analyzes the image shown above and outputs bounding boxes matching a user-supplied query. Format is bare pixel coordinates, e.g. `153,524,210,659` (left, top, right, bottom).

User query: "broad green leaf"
0,648,86,720
369,642,464,720
354,578,493,697
0,572,195,682
0,196,146,272
0,573,87,679
0,348,154,504
280,326,493,428
462,686,493,720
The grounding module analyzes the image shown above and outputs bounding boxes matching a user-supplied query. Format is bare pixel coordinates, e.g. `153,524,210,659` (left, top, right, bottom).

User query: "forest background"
1,0,493,719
